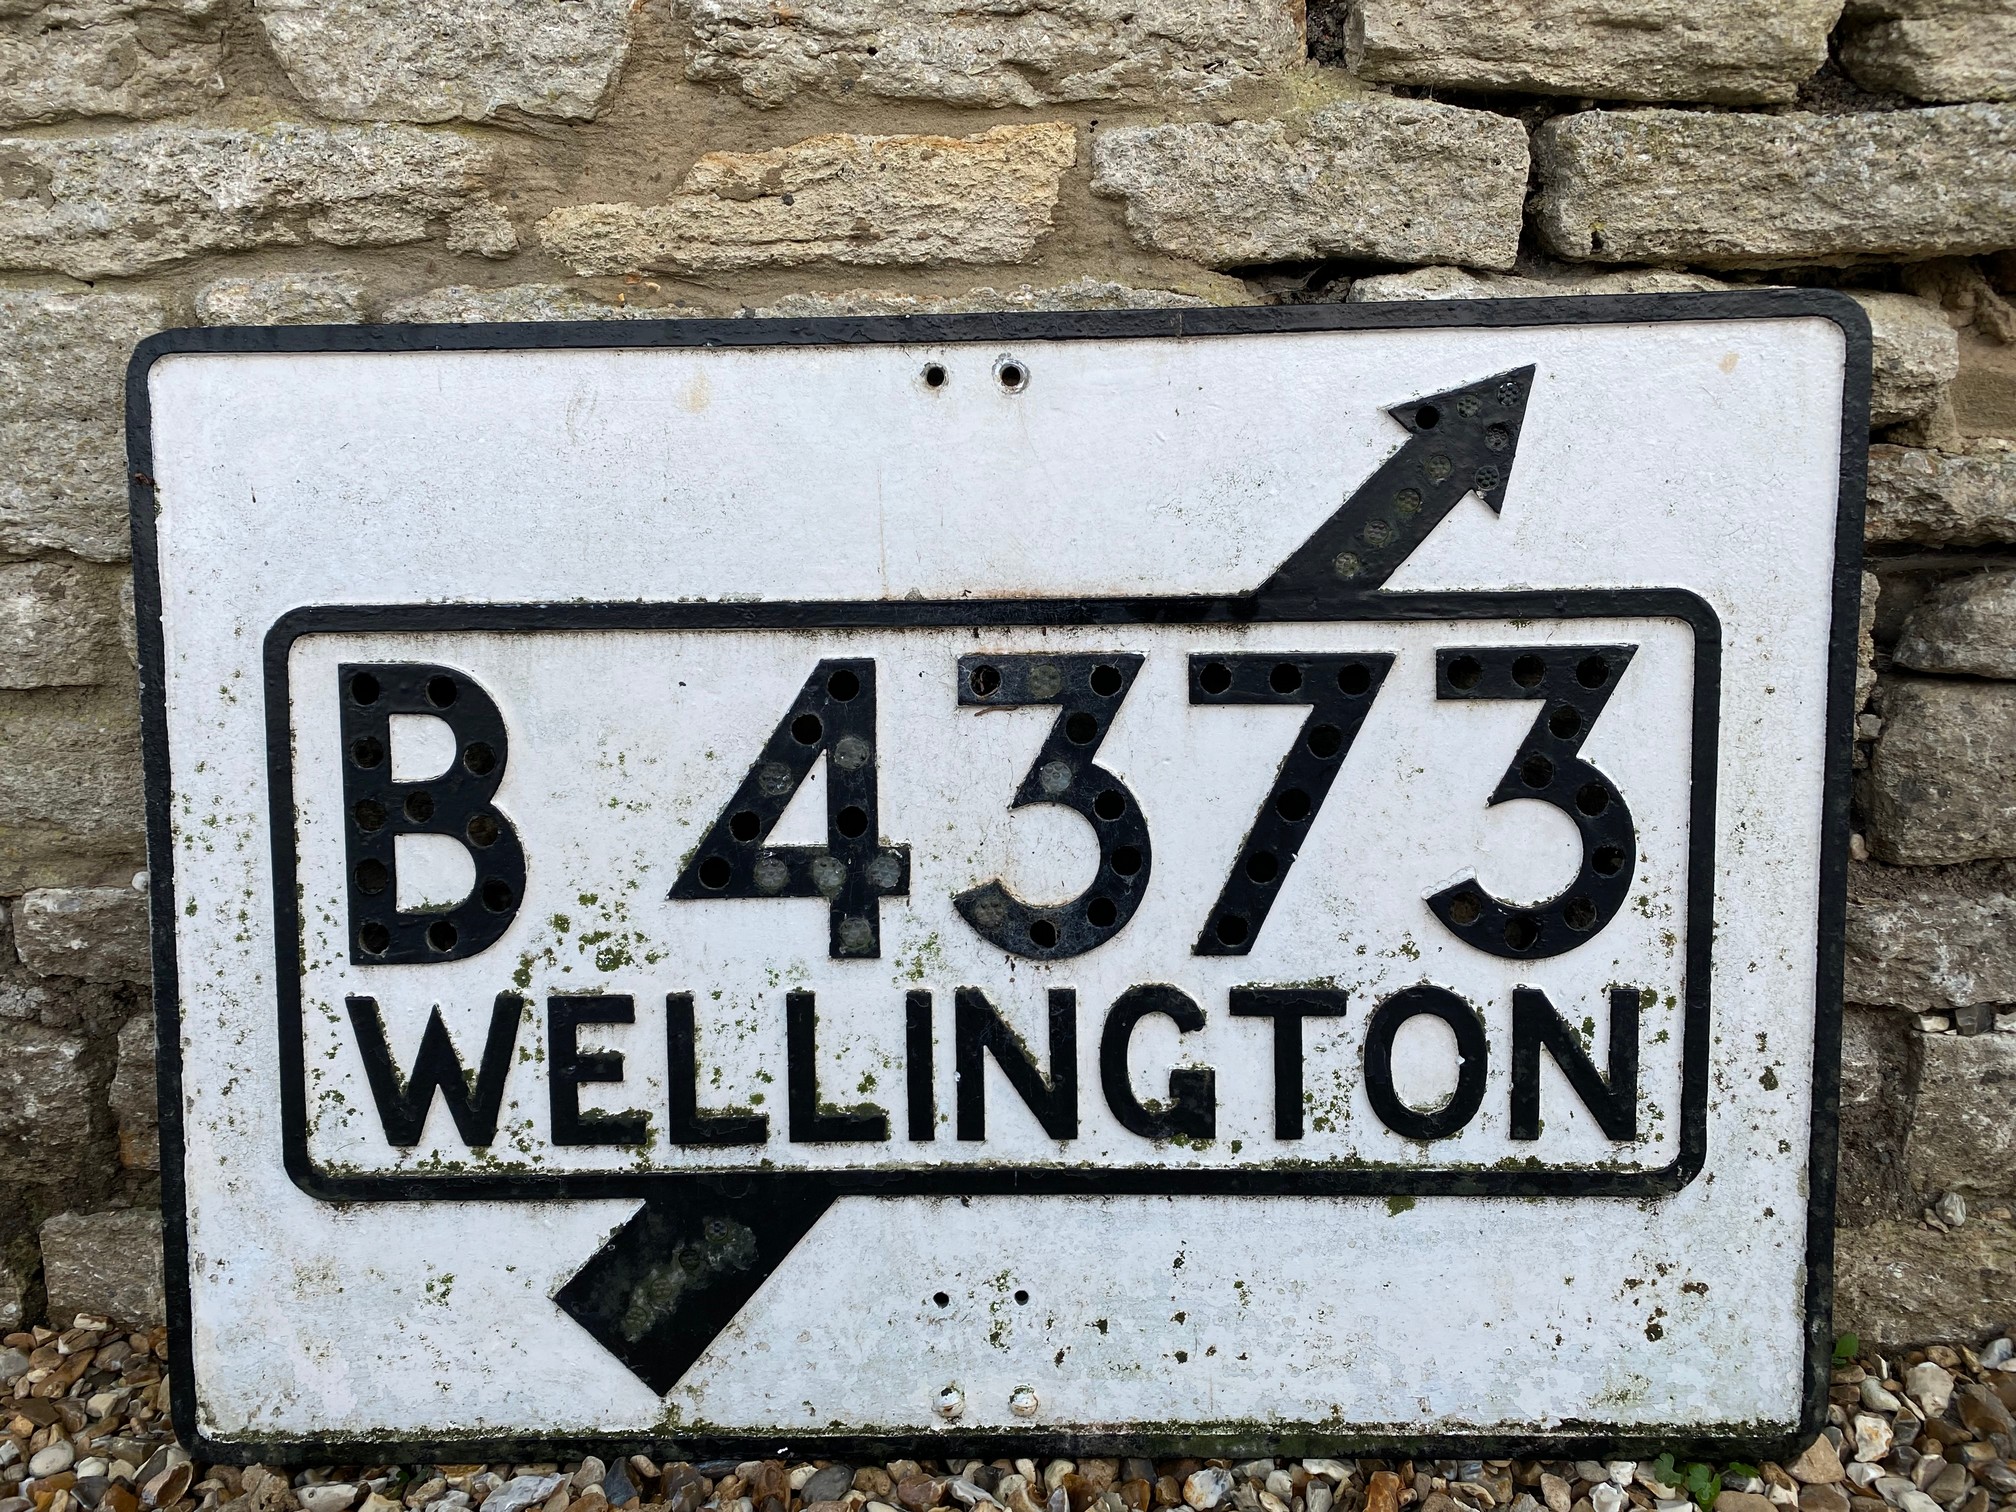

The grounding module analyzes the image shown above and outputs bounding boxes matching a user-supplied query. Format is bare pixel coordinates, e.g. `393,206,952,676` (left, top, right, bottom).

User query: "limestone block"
0,0,224,127
1835,1216,2016,1345
1859,570,1880,713
0,1023,104,1183
381,283,678,322
676,0,1303,108
109,1010,158,1170
1865,443,2016,545
1532,105,2016,265
1837,1005,1920,1225
1908,1029,2016,1202
38,1209,162,1326
1842,1,2016,104
0,123,515,280
1846,861,2016,1012
1895,568,2016,677
0,557,130,689
743,276,1248,316
1090,100,1528,271
255,0,631,123
195,272,366,325
1344,0,1838,105
1867,675,2016,865
1348,266,1730,301
0,291,165,563
14,887,150,984
0,682,145,893
538,123,1075,275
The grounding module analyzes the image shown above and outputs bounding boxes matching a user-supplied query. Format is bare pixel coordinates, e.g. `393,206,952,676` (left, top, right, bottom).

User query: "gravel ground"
5,1321,2016,1512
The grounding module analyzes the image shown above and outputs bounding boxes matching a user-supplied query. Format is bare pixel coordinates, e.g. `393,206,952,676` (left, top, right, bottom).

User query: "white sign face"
131,297,1864,1461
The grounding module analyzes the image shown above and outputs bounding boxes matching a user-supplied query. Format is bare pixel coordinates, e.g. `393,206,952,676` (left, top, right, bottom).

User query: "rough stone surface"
1842,3,2016,104
1865,443,2016,546
743,275,1247,316
1908,1030,2016,1203
109,1010,157,1170
381,283,685,322
0,682,146,893
1090,100,1529,271
538,123,1075,275
1836,1216,2016,1345
1894,568,2016,677
1532,105,2016,264
1837,1005,1920,1225
0,556,131,689
0,0,224,127
0,124,515,279
676,0,1304,108
0,291,166,563
1344,0,1837,104
1847,861,2016,1011
1859,569,1880,712
255,0,631,123
14,887,150,984
0,1022,104,1182
1868,675,2016,865
38,1208,163,1325
1348,265,1730,301
195,271,366,325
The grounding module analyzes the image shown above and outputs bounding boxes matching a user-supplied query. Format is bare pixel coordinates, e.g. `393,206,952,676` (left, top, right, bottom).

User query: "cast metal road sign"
129,294,1866,1460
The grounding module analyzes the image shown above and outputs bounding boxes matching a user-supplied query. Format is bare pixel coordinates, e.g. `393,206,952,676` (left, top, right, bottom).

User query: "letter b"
339,663,525,964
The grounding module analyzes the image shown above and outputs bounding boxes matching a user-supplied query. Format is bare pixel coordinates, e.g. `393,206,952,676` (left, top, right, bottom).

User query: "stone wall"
0,0,2012,1347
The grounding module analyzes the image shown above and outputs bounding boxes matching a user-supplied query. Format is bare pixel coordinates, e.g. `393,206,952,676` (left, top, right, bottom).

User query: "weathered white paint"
143,312,1851,1446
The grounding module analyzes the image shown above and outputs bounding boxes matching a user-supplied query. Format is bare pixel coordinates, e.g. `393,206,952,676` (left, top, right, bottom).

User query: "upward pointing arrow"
1261,364,1536,600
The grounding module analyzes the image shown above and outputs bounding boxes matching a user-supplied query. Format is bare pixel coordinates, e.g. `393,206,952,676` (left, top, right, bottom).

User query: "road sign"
130,294,1866,1460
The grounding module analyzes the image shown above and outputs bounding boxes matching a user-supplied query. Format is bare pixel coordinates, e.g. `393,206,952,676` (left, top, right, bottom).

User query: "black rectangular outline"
264,594,1718,1203
126,290,1867,1465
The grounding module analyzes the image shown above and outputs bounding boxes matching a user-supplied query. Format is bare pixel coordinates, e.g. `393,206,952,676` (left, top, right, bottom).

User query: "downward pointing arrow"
1262,365,1536,600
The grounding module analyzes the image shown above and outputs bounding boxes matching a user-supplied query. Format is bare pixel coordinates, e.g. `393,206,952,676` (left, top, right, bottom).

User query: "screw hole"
996,360,1027,392
969,664,1000,697
1086,897,1117,928
922,362,947,389
466,812,499,847
698,855,732,890
933,1291,950,1308
1014,1289,1030,1305
349,672,380,705
792,712,823,745
426,675,458,709
1199,661,1232,696
1447,656,1481,692
827,668,860,701
1269,662,1302,694
836,805,868,838
426,919,458,953
354,859,389,895
1111,845,1142,877
463,742,496,776
1028,918,1058,949
1089,664,1123,698
482,879,514,912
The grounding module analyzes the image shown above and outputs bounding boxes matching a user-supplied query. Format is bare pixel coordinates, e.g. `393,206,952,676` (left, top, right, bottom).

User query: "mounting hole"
698,855,732,890
1338,662,1372,696
1593,844,1625,876
1014,1289,1030,1305
1094,790,1126,822
426,675,458,709
1269,662,1303,694
1111,845,1143,877
995,358,1028,392
482,879,514,912
463,742,496,776
1090,664,1123,698
827,668,860,701
1513,654,1546,688
353,799,386,832
1028,918,1058,949
730,810,761,842
466,812,499,847
1199,661,1232,696
1448,890,1482,926
349,672,380,705
350,735,385,769
404,791,435,823
358,921,390,955
1275,788,1311,822
1447,656,1481,692
836,805,868,838
1307,723,1343,758
1563,895,1597,931
1577,653,1611,688
1576,782,1610,817
1413,403,1441,430
1215,913,1249,946
1520,754,1554,789
969,664,1001,697
354,859,389,895
426,919,459,953
1086,896,1117,928
792,712,824,745
1245,851,1278,884
922,362,948,389
1503,914,1538,951
933,1291,950,1308
1064,711,1098,745
1550,705,1582,740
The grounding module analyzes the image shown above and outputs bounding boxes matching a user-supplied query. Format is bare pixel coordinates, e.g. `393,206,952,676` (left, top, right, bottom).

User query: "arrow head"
1382,364,1535,515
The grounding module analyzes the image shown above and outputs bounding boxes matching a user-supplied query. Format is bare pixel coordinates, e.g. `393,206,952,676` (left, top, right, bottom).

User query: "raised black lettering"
906,989,935,1141
955,987,1078,1141
1511,985,1640,1141
1100,985,1216,1141
786,990,888,1142
346,994,520,1147
1228,986,1348,1139
549,994,647,1147
1362,985,1488,1141
665,993,768,1146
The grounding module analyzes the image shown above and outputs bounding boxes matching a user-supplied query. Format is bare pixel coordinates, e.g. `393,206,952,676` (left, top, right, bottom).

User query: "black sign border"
127,291,1868,1465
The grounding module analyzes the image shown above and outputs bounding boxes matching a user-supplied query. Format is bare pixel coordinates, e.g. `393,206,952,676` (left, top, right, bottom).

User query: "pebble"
1853,1413,1895,1462
28,1443,77,1478
1539,1475,1571,1512
1306,1487,1333,1512
1861,1379,1903,1412
1979,1336,2014,1368
298,1486,358,1512
1903,1360,1955,1417
1182,1472,1232,1512
0,1348,29,1383
1894,1493,1941,1512
483,1477,567,1512
1787,1438,1844,1486
1589,1486,1625,1512
1932,1192,1967,1227
802,1471,854,1505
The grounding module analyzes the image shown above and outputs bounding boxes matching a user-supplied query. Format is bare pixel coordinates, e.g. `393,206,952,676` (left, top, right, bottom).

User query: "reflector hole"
1111,845,1143,877
353,799,386,832
1338,662,1372,696
827,668,860,701
349,672,380,705
1086,897,1117,928
1269,662,1302,694
969,664,1001,697
1577,654,1611,688
1577,782,1610,816
1520,754,1554,789
1275,788,1311,822
997,361,1027,392
1593,844,1625,876
1065,711,1098,745
426,675,458,708
698,856,732,890
358,921,390,954
1199,661,1232,695
836,805,868,838
933,1291,950,1308
482,879,514,912
1503,915,1538,950
350,736,385,769
1245,852,1279,883
1550,705,1582,740
730,810,761,842
1563,895,1597,931
466,813,499,847
1090,664,1123,697
1094,790,1126,822
426,919,458,953
792,713,824,745
354,859,388,895
1307,723,1343,758
1029,919,1058,949
1447,656,1481,691
1513,654,1546,688
404,791,435,823
462,742,496,775
1014,1289,1030,1305
1448,890,1481,926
